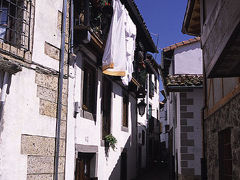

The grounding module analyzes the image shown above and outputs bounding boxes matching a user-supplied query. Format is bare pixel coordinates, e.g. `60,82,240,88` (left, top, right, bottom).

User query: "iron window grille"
0,0,32,51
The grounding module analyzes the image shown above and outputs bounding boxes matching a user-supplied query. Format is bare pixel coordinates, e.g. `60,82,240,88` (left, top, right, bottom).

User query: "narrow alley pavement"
136,166,170,180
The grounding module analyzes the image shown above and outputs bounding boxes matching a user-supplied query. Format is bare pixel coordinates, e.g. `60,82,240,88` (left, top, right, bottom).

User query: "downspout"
54,0,67,179
146,73,149,168
70,0,74,54
0,72,10,122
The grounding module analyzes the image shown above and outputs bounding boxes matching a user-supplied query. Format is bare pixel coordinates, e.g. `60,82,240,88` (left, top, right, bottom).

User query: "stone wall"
204,92,240,180
179,90,202,180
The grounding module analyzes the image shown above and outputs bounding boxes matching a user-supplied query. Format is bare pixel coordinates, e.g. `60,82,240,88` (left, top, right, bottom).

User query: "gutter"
54,0,67,179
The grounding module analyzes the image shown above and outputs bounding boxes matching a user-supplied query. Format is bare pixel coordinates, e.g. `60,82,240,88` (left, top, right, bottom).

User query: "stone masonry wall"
179,92,201,180
19,1,70,179
205,92,240,180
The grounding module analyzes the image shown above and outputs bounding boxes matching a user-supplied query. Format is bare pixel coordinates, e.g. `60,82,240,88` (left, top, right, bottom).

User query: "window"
142,130,145,145
102,77,111,139
122,91,128,127
154,75,157,91
82,62,97,115
0,0,32,50
219,128,232,180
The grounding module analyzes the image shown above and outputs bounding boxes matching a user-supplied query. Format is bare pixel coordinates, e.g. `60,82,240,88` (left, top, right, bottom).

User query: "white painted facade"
65,51,137,180
0,0,65,179
137,71,161,169
161,40,203,179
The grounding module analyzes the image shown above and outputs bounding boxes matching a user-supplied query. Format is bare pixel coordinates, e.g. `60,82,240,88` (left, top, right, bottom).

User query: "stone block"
181,126,194,132
181,168,195,175
2,43,10,51
39,99,67,120
60,120,67,139
27,174,53,180
181,154,194,160
180,99,194,105
181,112,194,119
37,86,57,103
181,139,195,146
21,135,65,156
24,51,32,63
37,85,67,105
57,11,62,30
39,99,57,118
44,42,60,60
10,45,17,55
35,73,58,91
27,156,65,174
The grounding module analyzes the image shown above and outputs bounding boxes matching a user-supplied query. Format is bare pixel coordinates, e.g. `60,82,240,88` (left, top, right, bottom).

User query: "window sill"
121,126,129,133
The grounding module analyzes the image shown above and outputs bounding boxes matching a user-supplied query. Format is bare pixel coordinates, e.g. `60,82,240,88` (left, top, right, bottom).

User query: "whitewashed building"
65,0,158,180
0,0,157,180
137,54,161,170
160,38,203,180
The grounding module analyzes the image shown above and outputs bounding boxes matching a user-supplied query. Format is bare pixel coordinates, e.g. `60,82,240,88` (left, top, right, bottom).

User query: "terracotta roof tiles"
166,74,203,87
163,37,200,52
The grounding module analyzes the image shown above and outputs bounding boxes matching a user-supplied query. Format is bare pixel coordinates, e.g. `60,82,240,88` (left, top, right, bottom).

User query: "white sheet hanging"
121,11,137,85
102,0,127,76
102,0,136,82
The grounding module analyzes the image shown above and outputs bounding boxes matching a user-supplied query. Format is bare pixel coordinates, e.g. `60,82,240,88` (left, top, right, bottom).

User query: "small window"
142,130,145,145
122,92,128,127
219,128,232,180
0,0,32,50
102,77,112,139
82,62,97,115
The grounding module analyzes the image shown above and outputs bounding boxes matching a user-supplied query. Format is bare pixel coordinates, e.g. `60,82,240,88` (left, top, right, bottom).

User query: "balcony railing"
74,0,113,47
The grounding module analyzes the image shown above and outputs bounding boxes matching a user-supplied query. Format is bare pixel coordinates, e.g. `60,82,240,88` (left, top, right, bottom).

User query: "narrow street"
136,166,170,180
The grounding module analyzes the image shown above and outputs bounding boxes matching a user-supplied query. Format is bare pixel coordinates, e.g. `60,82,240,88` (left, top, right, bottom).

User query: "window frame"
101,76,112,139
122,91,129,128
82,61,97,117
0,0,32,50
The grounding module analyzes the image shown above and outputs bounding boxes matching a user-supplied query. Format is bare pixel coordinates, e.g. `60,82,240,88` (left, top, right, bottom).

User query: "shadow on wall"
108,102,137,180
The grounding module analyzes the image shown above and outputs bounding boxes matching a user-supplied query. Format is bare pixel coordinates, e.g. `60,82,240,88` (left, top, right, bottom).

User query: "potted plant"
104,134,117,150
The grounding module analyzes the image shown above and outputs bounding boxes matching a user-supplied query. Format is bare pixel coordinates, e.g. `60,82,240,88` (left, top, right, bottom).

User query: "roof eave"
182,0,201,36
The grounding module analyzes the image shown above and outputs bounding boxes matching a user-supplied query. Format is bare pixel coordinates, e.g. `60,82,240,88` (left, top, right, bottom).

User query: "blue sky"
135,0,194,64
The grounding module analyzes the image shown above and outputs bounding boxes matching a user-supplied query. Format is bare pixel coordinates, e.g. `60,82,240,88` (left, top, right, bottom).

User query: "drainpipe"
0,72,10,122
146,73,149,168
54,0,67,179
70,0,74,54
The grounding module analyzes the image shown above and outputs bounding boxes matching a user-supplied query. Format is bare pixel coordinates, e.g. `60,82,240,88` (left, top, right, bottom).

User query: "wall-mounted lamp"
137,99,147,116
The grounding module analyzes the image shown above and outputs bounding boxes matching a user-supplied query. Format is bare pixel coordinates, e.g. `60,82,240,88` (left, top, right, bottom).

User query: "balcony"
74,0,113,54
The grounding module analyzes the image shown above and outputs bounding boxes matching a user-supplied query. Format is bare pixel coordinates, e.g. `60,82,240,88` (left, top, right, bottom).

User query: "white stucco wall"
174,42,202,75
65,52,137,180
0,1,65,179
185,89,203,175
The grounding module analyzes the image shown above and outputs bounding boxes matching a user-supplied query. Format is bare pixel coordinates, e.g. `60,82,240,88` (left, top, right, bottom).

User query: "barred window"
0,0,32,50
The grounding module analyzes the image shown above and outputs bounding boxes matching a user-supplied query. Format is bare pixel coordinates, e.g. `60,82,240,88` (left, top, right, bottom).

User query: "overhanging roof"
182,0,201,36
165,74,203,92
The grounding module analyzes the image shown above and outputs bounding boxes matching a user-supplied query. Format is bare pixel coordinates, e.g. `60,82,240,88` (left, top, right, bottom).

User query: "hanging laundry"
102,0,136,85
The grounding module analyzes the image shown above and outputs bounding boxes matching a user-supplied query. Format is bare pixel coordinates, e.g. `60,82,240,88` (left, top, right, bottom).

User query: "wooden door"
75,157,91,180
